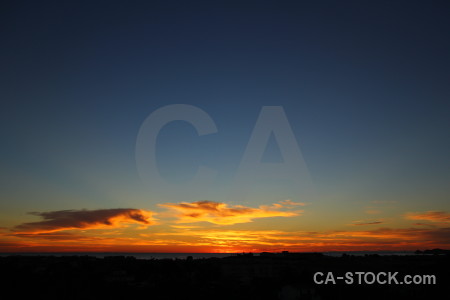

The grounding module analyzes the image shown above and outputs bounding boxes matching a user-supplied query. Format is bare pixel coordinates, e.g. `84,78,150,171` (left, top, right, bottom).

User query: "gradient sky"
1,0,450,252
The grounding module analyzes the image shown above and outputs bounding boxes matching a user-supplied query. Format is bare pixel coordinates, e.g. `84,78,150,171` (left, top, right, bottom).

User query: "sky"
0,0,449,252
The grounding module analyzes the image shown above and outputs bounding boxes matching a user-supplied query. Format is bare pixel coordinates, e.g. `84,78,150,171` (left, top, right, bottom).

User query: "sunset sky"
1,0,450,252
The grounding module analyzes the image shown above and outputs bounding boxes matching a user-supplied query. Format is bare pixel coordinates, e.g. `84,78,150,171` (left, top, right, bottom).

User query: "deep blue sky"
1,0,449,218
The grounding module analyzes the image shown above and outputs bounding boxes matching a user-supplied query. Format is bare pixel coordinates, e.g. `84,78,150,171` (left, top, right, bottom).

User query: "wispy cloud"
159,200,302,225
371,200,397,204
10,232,88,240
13,208,156,234
150,226,450,252
4,223,450,252
405,211,450,223
412,223,437,227
364,209,381,215
279,199,307,206
351,220,384,226
170,225,202,229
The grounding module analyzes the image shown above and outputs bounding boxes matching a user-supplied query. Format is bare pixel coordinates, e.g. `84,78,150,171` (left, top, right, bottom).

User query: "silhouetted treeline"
415,248,450,255
0,252,448,300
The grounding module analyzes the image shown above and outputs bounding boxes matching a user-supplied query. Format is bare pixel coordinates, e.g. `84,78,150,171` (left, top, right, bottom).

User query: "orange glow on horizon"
1,203,450,253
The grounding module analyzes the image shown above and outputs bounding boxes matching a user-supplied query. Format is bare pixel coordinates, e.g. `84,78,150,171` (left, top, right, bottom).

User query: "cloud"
150,226,450,252
170,225,202,229
371,200,397,204
419,227,450,243
351,220,384,226
412,223,437,227
13,208,156,234
364,209,381,215
7,205,450,252
159,200,301,225
279,200,307,206
5,222,450,252
405,211,450,223
12,232,78,239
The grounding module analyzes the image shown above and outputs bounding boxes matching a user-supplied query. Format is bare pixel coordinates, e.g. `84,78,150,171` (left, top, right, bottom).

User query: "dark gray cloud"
352,221,384,226
13,208,155,233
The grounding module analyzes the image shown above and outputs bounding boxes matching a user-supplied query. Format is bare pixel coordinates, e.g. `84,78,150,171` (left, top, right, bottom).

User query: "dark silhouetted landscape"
1,251,448,299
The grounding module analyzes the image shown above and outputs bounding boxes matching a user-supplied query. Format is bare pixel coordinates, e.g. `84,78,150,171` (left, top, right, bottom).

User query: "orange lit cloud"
5,205,450,253
405,211,450,224
3,224,450,253
13,208,156,234
149,226,450,252
159,200,301,225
